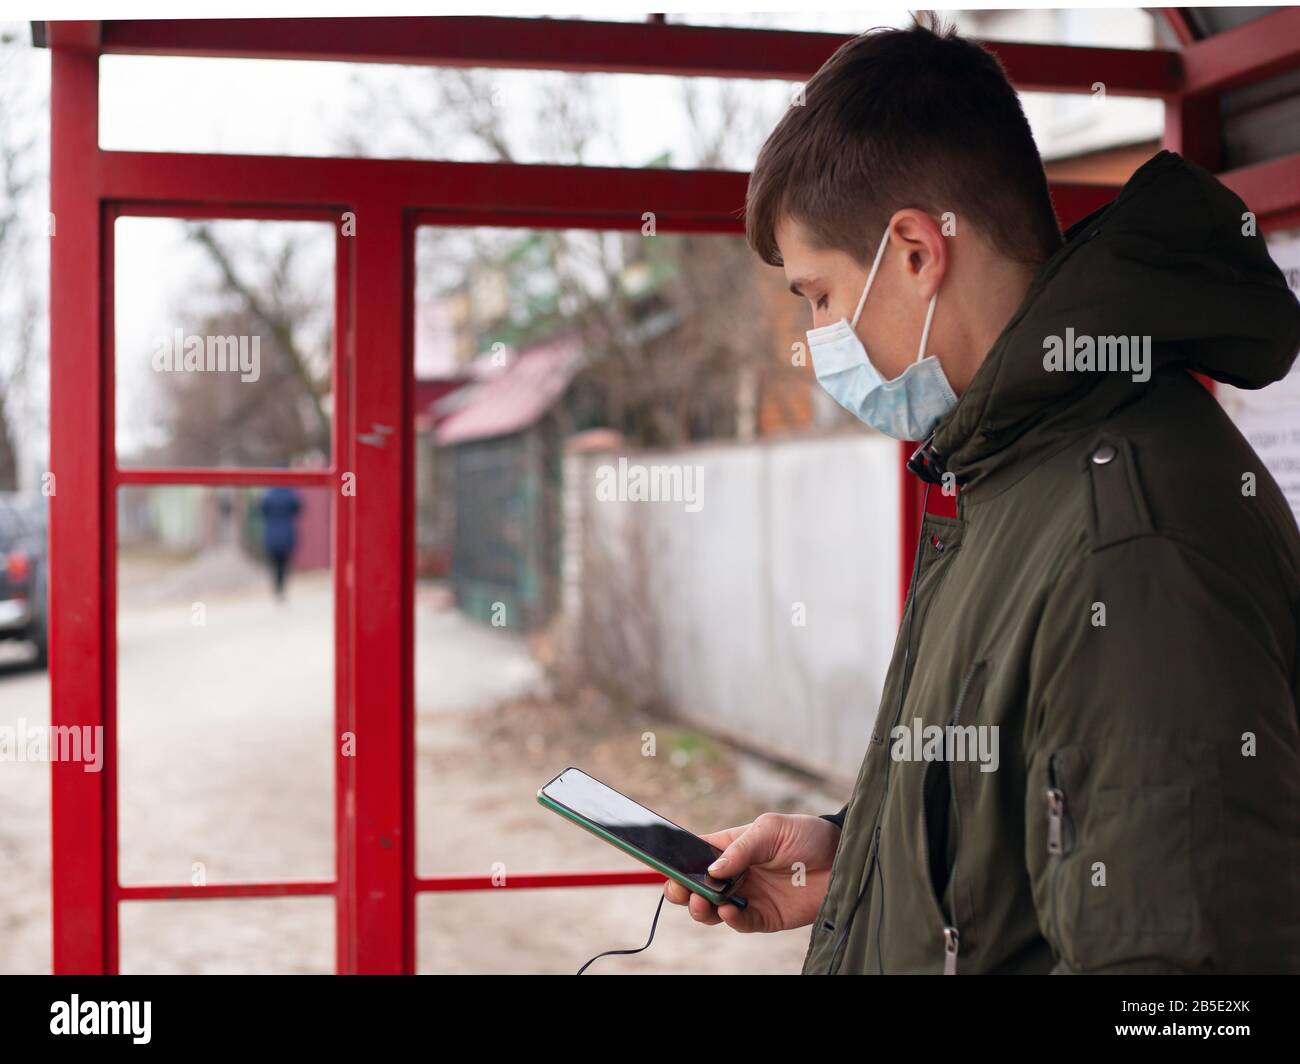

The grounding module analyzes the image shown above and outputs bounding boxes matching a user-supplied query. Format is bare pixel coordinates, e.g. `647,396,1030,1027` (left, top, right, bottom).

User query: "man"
663,22,1300,973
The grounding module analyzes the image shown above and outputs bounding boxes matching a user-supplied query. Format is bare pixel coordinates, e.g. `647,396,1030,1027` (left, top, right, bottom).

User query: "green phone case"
536,784,738,907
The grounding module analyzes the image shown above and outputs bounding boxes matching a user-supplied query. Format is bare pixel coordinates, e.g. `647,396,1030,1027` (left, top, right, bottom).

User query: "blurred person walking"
259,486,302,600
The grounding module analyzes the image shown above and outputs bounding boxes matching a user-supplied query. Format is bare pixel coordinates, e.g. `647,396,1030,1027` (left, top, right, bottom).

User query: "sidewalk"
0,567,828,973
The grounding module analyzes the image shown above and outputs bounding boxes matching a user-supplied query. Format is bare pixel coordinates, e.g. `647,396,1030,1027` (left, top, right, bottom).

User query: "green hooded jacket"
803,151,1300,975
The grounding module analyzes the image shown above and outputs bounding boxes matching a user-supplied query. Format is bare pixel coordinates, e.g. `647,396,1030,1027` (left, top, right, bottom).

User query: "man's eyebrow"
788,277,814,297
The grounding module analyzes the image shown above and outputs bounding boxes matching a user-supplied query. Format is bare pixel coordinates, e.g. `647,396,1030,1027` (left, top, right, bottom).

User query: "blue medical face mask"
807,228,957,441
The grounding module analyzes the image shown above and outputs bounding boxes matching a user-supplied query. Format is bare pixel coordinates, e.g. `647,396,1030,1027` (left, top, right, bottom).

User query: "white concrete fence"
562,431,900,783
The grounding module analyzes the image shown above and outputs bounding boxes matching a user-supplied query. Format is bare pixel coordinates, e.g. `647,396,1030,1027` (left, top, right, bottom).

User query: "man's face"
776,215,927,383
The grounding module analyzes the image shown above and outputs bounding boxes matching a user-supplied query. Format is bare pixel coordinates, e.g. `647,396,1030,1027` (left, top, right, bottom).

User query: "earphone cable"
576,893,667,975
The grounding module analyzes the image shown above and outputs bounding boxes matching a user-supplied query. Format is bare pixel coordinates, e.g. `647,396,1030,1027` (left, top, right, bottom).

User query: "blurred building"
433,334,582,630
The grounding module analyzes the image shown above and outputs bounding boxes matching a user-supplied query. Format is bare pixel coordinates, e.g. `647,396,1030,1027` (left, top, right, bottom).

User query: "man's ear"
887,209,948,301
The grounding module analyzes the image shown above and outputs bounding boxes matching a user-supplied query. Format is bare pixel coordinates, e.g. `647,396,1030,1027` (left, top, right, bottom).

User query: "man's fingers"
698,825,750,851
717,902,760,933
706,816,779,879
662,879,691,906
686,891,723,925
664,879,723,925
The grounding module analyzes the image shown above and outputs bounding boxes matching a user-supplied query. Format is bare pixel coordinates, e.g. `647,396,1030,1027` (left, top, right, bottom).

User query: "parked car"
0,493,48,668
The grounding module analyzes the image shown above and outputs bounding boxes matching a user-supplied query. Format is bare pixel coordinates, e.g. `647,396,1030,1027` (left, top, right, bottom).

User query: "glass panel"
943,7,1157,49
120,897,334,974
116,485,334,886
0,598,51,972
1020,91,1162,167
113,217,334,469
1219,228,1300,525
412,222,866,975
100,54,799,170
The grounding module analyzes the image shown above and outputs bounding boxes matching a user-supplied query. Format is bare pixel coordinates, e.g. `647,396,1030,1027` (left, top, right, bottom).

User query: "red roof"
435,334,583,446
413,377,469,421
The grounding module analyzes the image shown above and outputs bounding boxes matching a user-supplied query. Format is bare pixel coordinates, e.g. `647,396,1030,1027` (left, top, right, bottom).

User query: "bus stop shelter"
38,12,1300,974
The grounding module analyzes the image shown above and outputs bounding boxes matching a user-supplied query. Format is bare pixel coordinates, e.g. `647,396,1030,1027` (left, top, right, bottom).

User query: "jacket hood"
934,150,1300,484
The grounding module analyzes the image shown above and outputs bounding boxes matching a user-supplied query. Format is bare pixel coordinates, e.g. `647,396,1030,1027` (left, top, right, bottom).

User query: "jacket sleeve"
1024,535,1300,974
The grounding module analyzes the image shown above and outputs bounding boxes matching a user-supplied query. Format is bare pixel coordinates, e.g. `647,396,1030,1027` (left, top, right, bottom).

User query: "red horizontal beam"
415,870,664,892
100,150,1118,239
1219,151,1300,233
989,38,1177,98
1181,7,1300,95
76,17,1182,96
44,20,100,52
101,151,750,227
115,467,335,488
116,880,336,901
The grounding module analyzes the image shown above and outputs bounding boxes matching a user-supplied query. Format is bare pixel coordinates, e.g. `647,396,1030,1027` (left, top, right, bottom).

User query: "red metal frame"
92,16,1181,95
1158,9,1199,49
45,14,1300,974
1179,7,1300,95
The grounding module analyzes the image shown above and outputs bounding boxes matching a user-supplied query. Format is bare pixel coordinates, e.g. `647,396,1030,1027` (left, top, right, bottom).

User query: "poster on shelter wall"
1218,227,1300,525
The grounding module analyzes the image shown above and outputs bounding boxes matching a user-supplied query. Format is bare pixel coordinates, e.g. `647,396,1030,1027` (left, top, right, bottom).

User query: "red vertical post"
49,44,110,974
898,441,922,615
340,199,413,973
897,441,959,614
1162,75,1219,395
1162,13,1220,173
333,221,356,974
1162,92,1221,170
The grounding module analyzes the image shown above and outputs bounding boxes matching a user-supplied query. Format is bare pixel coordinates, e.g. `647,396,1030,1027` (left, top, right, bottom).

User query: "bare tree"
150,221,331,467
349,65,791,448
0,25,47,490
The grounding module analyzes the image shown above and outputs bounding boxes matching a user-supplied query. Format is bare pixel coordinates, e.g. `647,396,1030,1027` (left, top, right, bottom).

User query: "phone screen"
541,768,732,892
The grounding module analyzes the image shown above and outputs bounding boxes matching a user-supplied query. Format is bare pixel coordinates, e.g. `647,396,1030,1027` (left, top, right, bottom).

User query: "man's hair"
745,21,1063,270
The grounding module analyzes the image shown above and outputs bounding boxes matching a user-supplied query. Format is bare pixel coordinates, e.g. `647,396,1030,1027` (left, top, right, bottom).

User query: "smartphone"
537,767,748,909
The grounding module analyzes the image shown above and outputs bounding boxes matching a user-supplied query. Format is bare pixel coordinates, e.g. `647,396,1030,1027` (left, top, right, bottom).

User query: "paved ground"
0,642,49,972
0,558,842,974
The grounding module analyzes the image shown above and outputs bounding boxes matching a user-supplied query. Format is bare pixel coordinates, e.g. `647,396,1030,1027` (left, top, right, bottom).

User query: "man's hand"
661,813,841,933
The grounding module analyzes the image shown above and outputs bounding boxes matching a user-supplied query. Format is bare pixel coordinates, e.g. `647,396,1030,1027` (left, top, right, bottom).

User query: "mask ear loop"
850,227,893,330
915,290,938,363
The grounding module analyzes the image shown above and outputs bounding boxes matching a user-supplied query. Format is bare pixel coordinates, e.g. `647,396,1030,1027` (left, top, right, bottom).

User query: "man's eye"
816,295,828,311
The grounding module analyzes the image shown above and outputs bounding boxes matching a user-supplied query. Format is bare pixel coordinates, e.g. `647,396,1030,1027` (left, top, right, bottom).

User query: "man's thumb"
707,818,774,876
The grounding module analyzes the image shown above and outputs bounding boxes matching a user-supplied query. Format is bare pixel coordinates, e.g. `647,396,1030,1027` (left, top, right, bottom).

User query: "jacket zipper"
942,713,964,974
843,511,959,973
1046,752,1070,958
940,664,981,974
870,523,956,746
917,662,983,974
825,823,882,975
